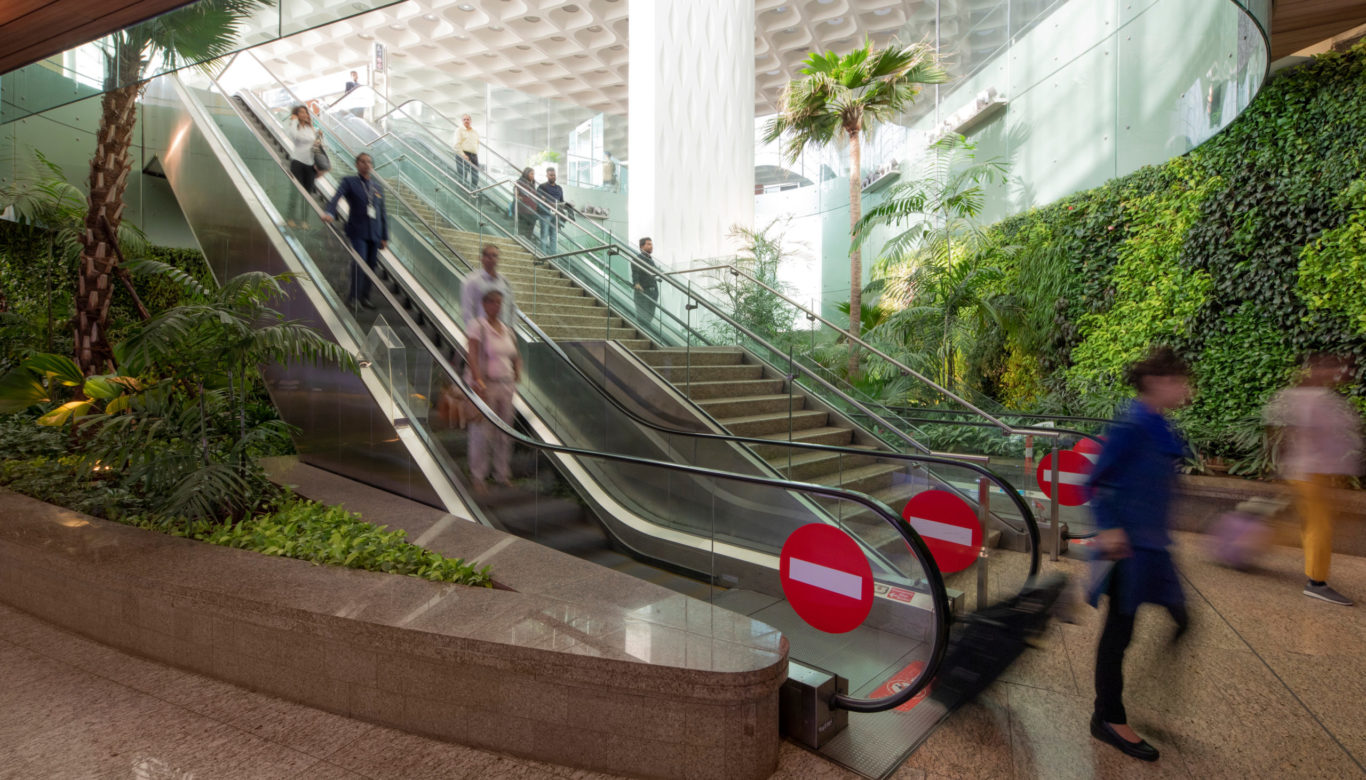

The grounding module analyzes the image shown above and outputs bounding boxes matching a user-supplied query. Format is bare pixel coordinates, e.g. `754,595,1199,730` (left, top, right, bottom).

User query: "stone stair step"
633,348,746,367
653,363,765,383
684,379,787,400
766,448,880,482
719,409,828,437
696,394,805,419
538,325,641,341
816,462,904,496
750,426,856,458
531,311,627,330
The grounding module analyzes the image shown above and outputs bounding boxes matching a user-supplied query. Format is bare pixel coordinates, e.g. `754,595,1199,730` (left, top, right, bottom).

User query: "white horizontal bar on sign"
789,558,864,599
905,516,974,547
1054,472,1088,486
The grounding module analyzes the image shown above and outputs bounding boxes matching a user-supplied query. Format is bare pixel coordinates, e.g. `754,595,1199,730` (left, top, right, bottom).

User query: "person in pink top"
466,289,521,491
1266,353,1362,606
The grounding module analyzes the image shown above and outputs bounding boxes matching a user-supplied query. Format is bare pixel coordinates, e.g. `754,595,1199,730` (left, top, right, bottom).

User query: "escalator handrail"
198,68,956,713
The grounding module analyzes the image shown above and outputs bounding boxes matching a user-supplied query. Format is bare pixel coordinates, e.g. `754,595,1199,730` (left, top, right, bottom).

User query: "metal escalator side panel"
141,74,469,516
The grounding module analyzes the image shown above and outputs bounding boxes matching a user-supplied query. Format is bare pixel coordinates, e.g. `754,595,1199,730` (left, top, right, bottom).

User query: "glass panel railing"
164,63,963,714
215,54,1044,612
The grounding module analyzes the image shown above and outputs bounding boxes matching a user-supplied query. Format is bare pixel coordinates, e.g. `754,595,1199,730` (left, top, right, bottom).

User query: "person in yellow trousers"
1267,353,1362,606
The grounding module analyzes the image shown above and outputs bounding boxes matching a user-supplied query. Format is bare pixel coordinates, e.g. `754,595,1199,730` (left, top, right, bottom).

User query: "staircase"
393,183,922,513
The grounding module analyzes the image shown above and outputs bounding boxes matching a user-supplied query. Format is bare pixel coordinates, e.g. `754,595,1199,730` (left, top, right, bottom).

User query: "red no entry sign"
779,524,874,634
1072,437,1104,462
1036,449,1093,506
901,490,983,574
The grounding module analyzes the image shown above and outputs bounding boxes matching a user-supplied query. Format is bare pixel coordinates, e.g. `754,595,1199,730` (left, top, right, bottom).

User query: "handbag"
312,144,332,172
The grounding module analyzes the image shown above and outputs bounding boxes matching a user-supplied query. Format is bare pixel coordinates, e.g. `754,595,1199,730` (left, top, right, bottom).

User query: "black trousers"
348,237,380,303
289,159,317,223
1094,559,1188,724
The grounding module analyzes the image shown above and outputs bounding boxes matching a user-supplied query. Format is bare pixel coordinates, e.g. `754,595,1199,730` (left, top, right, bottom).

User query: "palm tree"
763,39,946,377
74,0,271,376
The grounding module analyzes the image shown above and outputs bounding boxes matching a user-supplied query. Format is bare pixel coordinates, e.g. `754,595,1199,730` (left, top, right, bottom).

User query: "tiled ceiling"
251,0,952,122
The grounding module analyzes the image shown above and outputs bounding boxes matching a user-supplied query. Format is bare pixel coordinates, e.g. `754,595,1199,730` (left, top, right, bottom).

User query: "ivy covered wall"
976,43,1366,469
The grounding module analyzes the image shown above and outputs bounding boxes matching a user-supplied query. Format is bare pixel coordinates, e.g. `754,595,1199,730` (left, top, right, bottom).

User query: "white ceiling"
255,0,1027,112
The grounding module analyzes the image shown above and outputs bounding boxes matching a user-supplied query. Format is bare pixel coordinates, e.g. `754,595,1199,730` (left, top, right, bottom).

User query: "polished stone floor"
2,531,1363,779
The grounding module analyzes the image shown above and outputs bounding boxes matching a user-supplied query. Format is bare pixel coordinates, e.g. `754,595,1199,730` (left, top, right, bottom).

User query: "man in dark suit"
633,236,659,328
322,152,388,309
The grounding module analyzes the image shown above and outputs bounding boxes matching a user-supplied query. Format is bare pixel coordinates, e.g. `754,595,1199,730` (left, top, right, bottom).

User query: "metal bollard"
977,477,991,608
1049,451,1062,562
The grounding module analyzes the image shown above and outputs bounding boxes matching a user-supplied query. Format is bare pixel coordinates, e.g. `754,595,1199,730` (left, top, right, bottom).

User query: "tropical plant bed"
0,430,490,588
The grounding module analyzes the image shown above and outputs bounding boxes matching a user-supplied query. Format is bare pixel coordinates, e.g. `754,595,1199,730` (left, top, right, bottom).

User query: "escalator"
309,77,1102,552
144,58,1045,777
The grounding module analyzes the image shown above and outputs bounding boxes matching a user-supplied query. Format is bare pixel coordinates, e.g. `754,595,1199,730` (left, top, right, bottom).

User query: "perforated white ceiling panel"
252,0,1025,122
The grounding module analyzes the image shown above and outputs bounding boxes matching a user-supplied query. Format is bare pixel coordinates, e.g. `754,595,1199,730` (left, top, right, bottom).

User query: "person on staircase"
465,289,521,492
321,152,387,310
1086,346,1192,763
633,237,659,331
514,168,539,242
537,167,565,255
1266,351,1361,607
455,114,480,190
460,244,516,331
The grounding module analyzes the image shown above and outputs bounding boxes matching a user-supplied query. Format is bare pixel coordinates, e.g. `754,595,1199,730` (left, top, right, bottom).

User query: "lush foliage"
0,265,347,519
0,437,490,587
909,43,1366,473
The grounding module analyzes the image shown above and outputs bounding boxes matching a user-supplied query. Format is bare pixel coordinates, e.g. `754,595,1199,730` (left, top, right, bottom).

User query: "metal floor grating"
813,700,952,779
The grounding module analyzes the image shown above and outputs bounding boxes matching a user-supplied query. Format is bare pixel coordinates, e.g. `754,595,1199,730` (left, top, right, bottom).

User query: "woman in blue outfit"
1086,346,1192,762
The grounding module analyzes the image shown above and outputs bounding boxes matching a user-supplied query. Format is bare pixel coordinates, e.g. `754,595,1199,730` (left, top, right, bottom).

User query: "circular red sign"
1036,449,1093,506
779,524,874,634
900,490,983,574
1072,437,1103,460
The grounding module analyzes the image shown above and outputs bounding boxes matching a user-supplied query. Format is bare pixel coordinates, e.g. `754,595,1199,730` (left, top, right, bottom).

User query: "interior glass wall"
754,0,1271,320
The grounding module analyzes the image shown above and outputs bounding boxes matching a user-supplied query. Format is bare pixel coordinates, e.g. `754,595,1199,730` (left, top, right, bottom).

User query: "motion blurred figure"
1086,346,1192,763
1266,352,1361,606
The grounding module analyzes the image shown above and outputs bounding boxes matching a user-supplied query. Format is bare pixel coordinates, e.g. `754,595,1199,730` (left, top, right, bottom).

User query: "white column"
628,0,755,267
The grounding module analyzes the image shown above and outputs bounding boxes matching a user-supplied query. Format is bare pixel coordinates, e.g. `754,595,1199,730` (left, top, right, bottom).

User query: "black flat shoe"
1090,714,1159,762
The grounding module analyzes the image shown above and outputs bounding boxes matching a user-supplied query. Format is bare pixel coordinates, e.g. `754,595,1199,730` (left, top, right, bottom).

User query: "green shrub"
136,496,492,587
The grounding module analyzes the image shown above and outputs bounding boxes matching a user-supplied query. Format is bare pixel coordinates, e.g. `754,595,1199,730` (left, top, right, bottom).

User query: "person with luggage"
1086,346,1192,763
1266,352,1362,606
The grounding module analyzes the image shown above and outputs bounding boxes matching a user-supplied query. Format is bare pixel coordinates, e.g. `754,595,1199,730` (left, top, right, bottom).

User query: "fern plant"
0,265,354,520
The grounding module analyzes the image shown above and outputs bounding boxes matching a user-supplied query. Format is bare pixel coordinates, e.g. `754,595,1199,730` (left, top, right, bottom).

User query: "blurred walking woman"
286,105,322,227
466,289,521,490
1085,346,1192,763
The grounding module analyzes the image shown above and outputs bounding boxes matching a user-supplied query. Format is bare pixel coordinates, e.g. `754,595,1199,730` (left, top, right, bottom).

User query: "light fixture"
525,15,540,22
551,35,566,41
389,23,405,30
587,24,602,32
458,3,474,10
516,44,530,50
423,13,437,20
830,17,844,25
873,7,891,15
489,24,503,30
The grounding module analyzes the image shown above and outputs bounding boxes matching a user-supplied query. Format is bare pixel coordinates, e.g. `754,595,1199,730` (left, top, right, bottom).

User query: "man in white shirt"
455,114,480,190
461,244,516,330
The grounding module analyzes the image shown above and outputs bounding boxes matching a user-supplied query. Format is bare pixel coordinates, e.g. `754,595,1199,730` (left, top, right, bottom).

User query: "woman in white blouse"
466,289,521,490
285,105,322,227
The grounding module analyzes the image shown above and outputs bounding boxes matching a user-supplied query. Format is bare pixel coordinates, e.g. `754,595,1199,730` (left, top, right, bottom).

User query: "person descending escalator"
321,152,388,310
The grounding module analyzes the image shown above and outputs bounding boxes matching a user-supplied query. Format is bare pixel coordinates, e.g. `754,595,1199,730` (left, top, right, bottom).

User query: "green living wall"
976,43,1366,471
